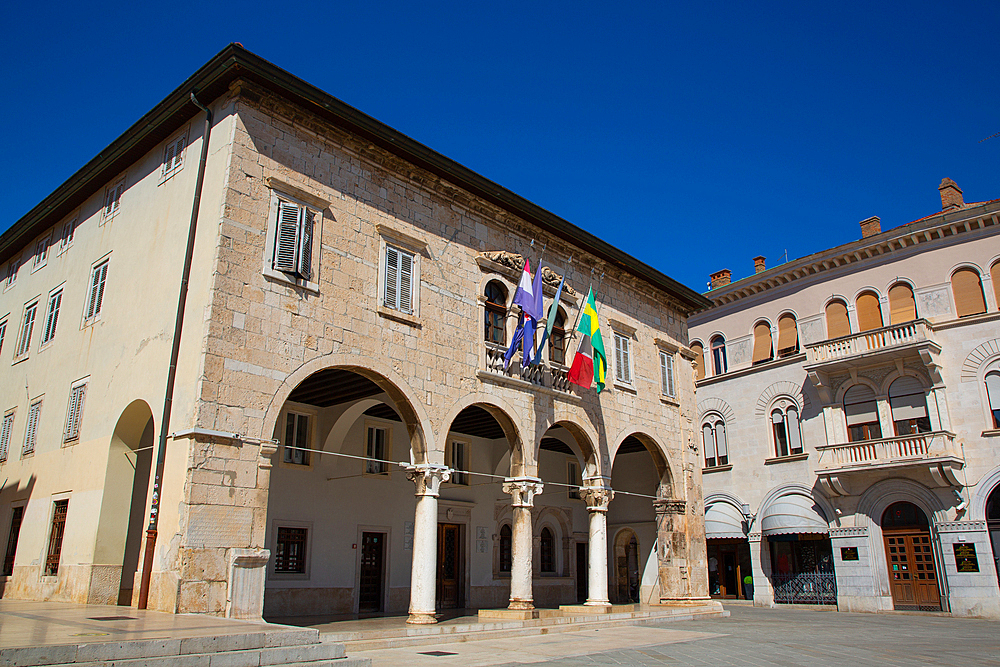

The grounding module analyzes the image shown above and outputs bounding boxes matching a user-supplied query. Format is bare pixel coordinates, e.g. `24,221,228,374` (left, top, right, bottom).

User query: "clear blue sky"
2,1,997,293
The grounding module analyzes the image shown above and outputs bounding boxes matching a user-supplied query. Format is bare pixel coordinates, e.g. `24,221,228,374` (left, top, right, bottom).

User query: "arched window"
985,371,1000,429
752,321,773,365
856,291,884,332
711,336,727,375
771,404,803,458
549,308,567,365
691,342,705,381
881,501,929,529
889,377,931,436
826,300,851,339
499,524,512,573
777,313,799,357
484,281,508,345
540,527,555,573
952,268,987,318
844,384,881,442
702,417,728,468
992,260,1000,311
889,283,917,325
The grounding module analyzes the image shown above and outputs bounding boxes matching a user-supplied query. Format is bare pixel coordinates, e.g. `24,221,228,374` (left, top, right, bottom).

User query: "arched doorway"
987,485,1000,584
613,529,640,603
881,501,941,611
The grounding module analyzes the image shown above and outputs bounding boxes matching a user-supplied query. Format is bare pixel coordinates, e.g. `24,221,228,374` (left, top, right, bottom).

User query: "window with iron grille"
45,500,68,576
64,383,87,443
0,410,14,462
85,260,109,321
274,526,307,573
16,301,38,358
22,400,41,457
3,506,24,576
41,289,62,346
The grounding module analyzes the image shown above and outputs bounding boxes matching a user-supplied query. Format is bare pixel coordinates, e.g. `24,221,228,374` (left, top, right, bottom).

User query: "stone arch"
262,353,433,464
834,375,881,403
758,482,837,529
705,491,748,512
969,465,1000,523
697,397,735,425
440,393,526,475
536,408,603,478
535,506,572,575
612,527,641,603
610,430,673,495
882,276,917,297
851,285,884,302
321,398,383,456
754,381,809,417
960,339,1000,382
880,368,931,395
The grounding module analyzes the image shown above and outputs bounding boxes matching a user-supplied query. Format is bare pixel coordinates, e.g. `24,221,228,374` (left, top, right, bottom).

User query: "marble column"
747,532,775,607
580,485,613,606
405,464,451,624
502,477,543,610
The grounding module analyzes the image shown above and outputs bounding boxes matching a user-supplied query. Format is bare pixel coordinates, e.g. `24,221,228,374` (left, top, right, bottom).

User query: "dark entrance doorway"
987,484,1000,585
881,502,941,611
437,523,463,608
358,531,385,613
707,539,751,599
576,542,588,602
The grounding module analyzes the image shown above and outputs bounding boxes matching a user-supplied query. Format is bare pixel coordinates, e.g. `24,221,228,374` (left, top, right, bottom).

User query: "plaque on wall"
840,547,859,561
953,543,979,572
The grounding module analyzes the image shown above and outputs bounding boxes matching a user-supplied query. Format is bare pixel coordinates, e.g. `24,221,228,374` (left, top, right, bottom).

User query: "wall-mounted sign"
840,546,859,561
953,543,979,572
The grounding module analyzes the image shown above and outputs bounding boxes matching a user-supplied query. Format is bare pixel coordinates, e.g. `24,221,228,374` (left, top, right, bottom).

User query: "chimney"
753,256,766,274
709,269,732,289
859,215,882,239
939,178,964,210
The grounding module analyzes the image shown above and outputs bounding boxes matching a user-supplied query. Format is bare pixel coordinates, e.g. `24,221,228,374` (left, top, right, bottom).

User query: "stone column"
503,477,543,610
580,485,613,607
405,464,451,624
748,532,775,607
654,498,710,602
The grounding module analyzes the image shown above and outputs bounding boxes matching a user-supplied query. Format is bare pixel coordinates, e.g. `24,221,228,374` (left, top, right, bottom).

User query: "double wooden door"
883,530,941,610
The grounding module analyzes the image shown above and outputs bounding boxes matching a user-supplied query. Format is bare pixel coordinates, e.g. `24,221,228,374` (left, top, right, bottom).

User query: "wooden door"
358,532,385,613
437,523,462,609
883,530,941,610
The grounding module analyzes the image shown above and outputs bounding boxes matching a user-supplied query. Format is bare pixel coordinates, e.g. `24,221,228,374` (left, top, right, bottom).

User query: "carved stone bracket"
503,477,544,507
406,464,452,497
476,251,578,299
819,474,849,497
580,485,614,512
258,441,279,469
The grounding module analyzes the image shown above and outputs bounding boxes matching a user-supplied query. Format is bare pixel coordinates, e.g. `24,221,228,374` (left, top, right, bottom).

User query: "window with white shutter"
22,400,41,457
32,235,50,271
4,256,19,290
0,318,7,356
272,200,315,280
16,301,38,358
0,411,14,462
85,260,109,321
64,383,87,443
660,350,675,398
383,245,414,313
613,332,631,384
161,133,187,178
59,219,76,252
41,289,62,346
103,177,125,222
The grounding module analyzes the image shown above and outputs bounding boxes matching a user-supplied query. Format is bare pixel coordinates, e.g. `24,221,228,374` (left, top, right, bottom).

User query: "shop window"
888,283,917,325
889,377,931,436
484,280,508,345
951,268,987,317
45,500,68,576
777,314,799,357
549,308,567,366
844,384,881,442
752,321,773,365
985,371,1000,429
702,417,728,468
282,412,311,466
3,506,24,576
540,527,555,573
274,526,307,573
691,342,705,381
710,336,727,375
499,524,512,572
825,300,850,339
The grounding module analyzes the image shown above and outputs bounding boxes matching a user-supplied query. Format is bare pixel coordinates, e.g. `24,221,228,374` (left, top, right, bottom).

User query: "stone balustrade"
816,430,960,470
484,342,574,394
805,319,932,365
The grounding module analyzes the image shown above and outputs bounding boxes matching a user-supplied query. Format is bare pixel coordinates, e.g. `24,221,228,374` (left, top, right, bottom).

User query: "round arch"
610,430,673,494
757,482,837,532
535,409,603,478
834,375,882,403
970,465,1000,522
440,393,526,475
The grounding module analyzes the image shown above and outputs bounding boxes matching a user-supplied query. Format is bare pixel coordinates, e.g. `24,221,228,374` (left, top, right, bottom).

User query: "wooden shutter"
398,249,413,313
856,292,883,332
384,246,399,309
952,268,987,317
777,314,798,356
23,402,40,455
297,209,314,280
660,352,675,397
752,322,773,363
0,413,12,461
87,262,108,319
888,284,917,325
274,201,301,274
65,384,86,442
163,142,177,174
844,385,878,426
993,262,1000,313
826,300,851,339
43,291,61,344
17,304,36,356
691,342,705,381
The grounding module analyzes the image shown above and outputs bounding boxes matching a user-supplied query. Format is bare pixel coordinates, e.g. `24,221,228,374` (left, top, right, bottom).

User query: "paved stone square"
355,605,1000,666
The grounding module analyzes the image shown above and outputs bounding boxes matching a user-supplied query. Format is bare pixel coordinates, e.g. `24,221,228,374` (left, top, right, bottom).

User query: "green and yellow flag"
567,288,607,392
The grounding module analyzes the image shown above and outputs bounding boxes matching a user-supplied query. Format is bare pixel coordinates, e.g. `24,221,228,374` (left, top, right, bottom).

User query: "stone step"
341,606,727,652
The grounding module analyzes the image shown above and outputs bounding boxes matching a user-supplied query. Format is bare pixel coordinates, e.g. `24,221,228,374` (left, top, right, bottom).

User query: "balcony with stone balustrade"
804,319,940,373
479,341,576,396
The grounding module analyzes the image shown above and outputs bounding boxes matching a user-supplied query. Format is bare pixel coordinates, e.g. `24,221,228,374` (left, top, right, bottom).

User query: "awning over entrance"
705,502,746,539
760,493,829,536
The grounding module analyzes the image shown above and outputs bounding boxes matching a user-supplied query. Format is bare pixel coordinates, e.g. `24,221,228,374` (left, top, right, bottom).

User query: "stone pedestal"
503,477,543,610
580,485,613,607
748,532,775,607
406,464,451,624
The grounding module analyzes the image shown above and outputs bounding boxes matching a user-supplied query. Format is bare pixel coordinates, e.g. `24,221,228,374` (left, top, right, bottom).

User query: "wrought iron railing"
772,572,837,604
816,431,960,470
484,342,573,394
805,319,933,365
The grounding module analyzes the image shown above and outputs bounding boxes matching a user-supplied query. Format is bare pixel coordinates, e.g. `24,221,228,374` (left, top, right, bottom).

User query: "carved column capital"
502,477,544,507
405,464,452,497
580,485,614,512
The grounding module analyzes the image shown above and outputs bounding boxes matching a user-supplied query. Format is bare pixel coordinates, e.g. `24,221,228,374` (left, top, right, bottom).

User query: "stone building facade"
0,45,712,621
689,181,1000,618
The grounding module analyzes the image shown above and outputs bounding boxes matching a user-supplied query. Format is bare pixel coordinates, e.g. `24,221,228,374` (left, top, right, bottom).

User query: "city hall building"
689,181,1000,618
0,45,713,621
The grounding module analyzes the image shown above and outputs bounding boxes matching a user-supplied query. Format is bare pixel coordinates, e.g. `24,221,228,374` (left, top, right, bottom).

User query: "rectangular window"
59,219,76,252
383,245,414,313
41,289,63,346
274,526,307,573
64,383,87,443
613,332,631,384
23,400,41,457
272,199,315,280
282,412,310,466
161,133,187,178
85,260,109,321
567,460,581,499
0,410,14,462
449,440,469,485
16,301,38,358
103,177,125,222
0,317,7,356
660,351,675,398
4,256,17,290
3,506,24,576
366,425,389,475
45,500,68,576
32,235,50,270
